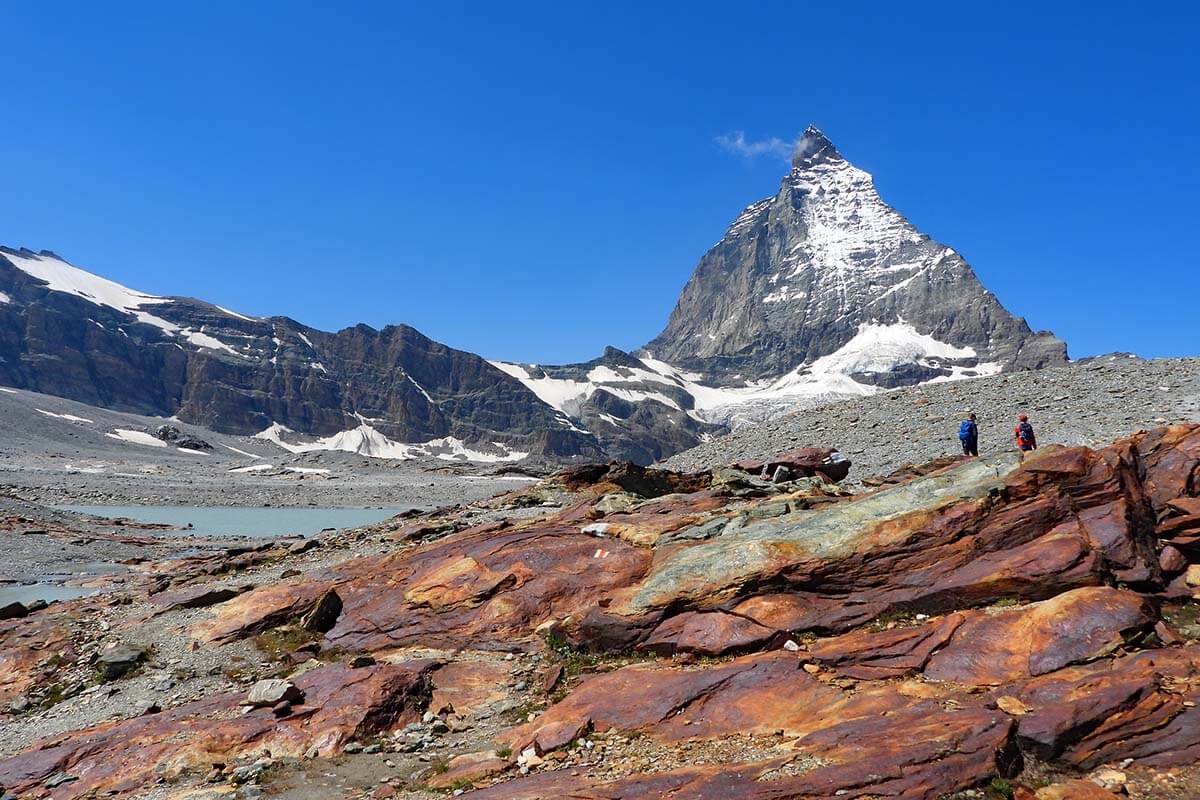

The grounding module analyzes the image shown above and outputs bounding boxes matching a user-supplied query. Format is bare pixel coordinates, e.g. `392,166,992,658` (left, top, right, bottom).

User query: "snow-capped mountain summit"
643,126,1067,385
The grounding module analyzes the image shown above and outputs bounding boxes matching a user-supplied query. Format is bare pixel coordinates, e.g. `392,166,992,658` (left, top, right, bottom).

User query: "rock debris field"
665,356,1200,480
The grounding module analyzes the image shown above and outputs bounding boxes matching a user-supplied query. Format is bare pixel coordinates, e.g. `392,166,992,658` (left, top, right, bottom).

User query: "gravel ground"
663,356,1200,479
0,386,542,509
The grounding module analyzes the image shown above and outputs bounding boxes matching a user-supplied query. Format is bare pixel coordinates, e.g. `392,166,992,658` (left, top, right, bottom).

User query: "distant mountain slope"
0,246,602,461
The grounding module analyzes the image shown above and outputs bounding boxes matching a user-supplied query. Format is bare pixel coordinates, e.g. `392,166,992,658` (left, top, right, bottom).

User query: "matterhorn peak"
791,125,842,169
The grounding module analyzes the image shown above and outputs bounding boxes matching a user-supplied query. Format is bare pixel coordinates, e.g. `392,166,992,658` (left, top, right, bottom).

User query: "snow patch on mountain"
1,249,251,359
36,409,94,424
1,249,179,333
489,361,686,416
254,422,528,463
183,330,244,356
106,429,168,448
497,321,1003,434
0,291,10,304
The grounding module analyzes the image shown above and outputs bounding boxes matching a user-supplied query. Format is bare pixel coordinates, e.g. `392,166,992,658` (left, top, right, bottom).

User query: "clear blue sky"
2,2,1196,363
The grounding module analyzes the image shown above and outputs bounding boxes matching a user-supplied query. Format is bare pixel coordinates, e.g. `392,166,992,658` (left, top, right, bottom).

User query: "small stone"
7,695,31,714
44,772,78,789
230,764,265,784
272,700,292,717
1089,768,1126,791
247,679,304,707
802,663,821,674
782,639,800,652
995,696,1032,716
96,643,148,681
363,744,383,754
343,742,364,754
1184,564,1200,588
422,711,436,723
1159,545,1188,574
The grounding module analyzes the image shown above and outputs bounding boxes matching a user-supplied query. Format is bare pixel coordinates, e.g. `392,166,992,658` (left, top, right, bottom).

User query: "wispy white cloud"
715,131,793,161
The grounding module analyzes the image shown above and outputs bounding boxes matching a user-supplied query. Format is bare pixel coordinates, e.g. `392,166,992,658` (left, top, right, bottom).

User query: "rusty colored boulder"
428,660,512,717
640,610,777,656
767,447,852,482
923,588,1155,685
1005,645,1200,767
806,613,965,679
427,750,511,789
0,661,436,799
1035,780,1121,799
0,609,77,708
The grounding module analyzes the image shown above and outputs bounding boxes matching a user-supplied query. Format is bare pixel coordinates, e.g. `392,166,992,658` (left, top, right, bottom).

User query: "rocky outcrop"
2,426,1199,798
0,661,435,798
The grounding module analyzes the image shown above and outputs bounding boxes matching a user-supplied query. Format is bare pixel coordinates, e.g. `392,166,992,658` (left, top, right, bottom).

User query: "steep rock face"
644,126,1067,385
0,247,602,460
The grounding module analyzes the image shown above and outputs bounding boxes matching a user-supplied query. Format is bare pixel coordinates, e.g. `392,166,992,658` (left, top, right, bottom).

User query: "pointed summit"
791,125,842,169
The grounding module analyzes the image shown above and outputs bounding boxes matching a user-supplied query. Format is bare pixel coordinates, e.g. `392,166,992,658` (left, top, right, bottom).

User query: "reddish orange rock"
807,613,965,679
1034,779,1121,799
428,660,512,716
426,750,511,789
923,587,1155,685
0,661,436,799
0,608,78,708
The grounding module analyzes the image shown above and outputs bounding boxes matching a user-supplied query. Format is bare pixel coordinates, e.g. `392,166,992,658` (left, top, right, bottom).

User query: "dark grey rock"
96,643,147,681
299,588,342,634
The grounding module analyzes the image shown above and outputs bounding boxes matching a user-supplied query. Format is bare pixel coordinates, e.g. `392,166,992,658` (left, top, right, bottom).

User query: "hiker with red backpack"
1014,414,1037,453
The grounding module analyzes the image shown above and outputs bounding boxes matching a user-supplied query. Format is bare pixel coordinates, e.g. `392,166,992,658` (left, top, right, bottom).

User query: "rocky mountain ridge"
0,246,601,462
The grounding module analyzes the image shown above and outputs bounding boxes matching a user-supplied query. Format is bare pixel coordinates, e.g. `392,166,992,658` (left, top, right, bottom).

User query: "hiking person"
1014,414,1037,453
958,412,979,457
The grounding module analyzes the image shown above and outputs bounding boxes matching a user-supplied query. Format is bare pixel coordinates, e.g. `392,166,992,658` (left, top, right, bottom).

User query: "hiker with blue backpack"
958,412,979,457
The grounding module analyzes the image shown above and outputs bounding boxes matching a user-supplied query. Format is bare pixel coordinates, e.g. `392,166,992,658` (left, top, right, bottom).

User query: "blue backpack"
959,420,976,441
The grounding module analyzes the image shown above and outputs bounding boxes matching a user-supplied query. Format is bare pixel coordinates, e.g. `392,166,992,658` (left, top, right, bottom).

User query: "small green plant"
254,625,319,661
988,777,1014,799
495,746,512,759
431,758,450,775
